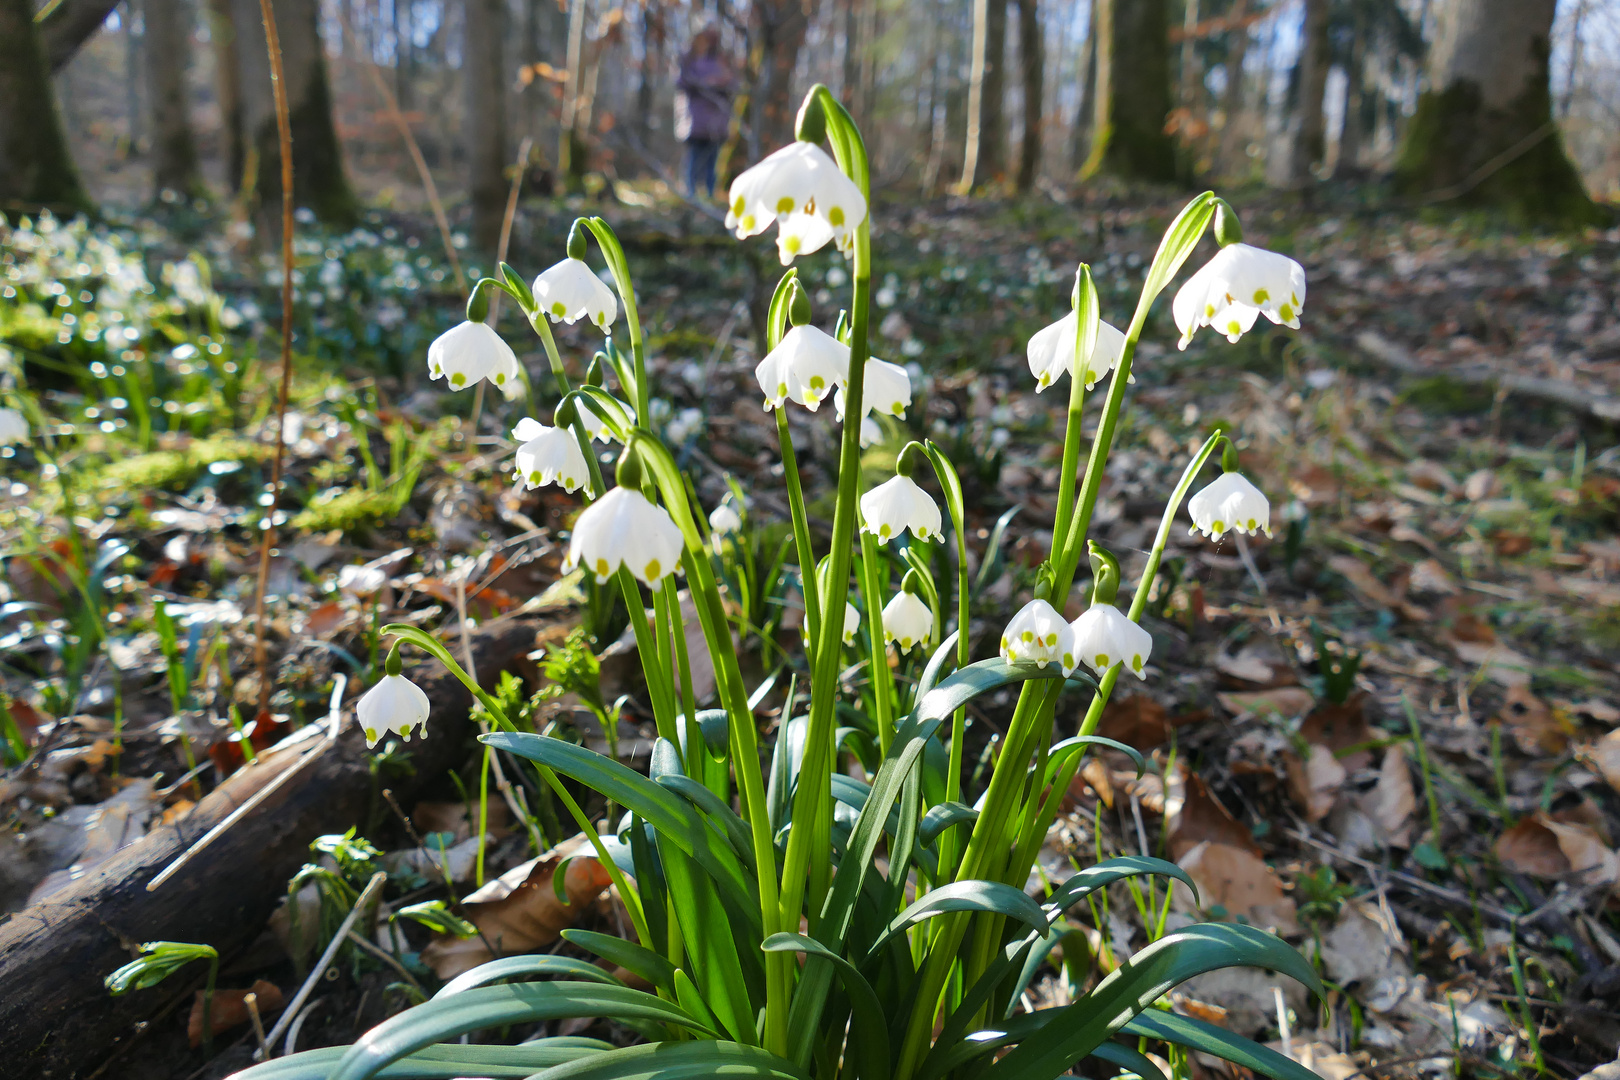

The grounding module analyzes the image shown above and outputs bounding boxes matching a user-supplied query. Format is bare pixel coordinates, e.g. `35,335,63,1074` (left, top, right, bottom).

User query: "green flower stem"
859,531,896,757
661,574,701,770
380,624,651,947
774,408,822,662
526,307,608,500
202,951,218,1060
1049,266,1099,559
581,218,649,425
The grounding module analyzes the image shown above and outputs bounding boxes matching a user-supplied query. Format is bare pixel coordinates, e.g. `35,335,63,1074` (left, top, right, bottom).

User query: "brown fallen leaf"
1452,639,1534,687
1590,729,1620,795
1494,813,1620,883
1327,555,1429,622
189,979,283,1048
303,600,350,638
1408,558,1458,596
1496,685,1567,756
1166,770,1261,860
1539,817,1620,884
1285,744,1345,823
420,834,614,979
1297,693,1374,771
1076,757,1115,808
1095,695,1210,751
1216,687,1314,722
1357,744,1415,848
1214,639,1298,689
1174,840,1299,935
1491,532,1534,558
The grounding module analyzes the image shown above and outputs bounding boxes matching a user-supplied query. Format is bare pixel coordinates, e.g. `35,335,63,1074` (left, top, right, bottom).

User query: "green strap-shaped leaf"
658,773,756,872
226,1038,615,1079
1090,1039,1171,1080
763,933,891,1080
979,923,1325,1080
865,880,1049,962
916,630,961,700
971,505,1021,597
432,955,620,999
765,269,801,352
1121,1008,1325,1080
561,930,679,996
1043,735,1145,783
916,659,1078,725
526,1039,809,1080
919,801,978,847
1042,856,1198,917
656,840,761,1045
326,984,716,1080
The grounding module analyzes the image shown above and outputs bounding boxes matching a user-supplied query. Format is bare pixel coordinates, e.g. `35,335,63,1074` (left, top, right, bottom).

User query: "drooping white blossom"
1187,471,1272,540
1070,604,1153,680
564,487,686,586
0,407,28,446
1172,243,1307,349
709,501,744,537
358,674,431,747
428,321,521,391
337,564,388,597
754,325,850,412
858,416,882,448
512,417,588,493
999,599,1077,675
834,357,912,421
533,258,618,330
882,590,933,653
726,142,868,261
576,395,635,443
842,601,860,646
1026,314,1130,393
860,474,943,544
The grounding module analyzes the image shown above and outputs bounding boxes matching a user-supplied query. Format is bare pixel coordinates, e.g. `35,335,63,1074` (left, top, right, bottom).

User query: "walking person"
675,26,734,198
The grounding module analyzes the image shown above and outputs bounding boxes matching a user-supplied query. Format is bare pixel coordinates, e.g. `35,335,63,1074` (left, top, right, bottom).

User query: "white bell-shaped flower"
858,415,882,448
999,599,1077,676
564,486,686,586
428,320,521,391
0,407,28,445
1188,471,1272,539
834,357,912,421
882,590,933,654
754,325,850,412
1070,604,1153,680
512,417,588,493
533,257,618,331
358,673,431,747
1172,243,1306,349
726,141,868,261
860,474,942,544
1026,315,1129,393
709,501,743,537
842,601,860,646
337,563,388,597
576,395,634,443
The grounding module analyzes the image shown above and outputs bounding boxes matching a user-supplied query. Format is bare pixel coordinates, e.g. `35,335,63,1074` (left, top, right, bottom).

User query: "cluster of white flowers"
998,597,1154,681
726,142,868,264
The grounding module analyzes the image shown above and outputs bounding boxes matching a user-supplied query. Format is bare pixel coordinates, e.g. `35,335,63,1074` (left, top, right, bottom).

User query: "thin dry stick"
251,0,299,718
243,992,269,1059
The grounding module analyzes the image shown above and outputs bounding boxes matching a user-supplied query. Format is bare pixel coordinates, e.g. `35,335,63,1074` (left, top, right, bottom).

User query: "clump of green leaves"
105,941,220,1055
98,435,266,491
1311,624,1362,704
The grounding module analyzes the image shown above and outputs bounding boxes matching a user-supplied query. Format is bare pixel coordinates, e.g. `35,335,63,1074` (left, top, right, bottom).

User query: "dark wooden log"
0,618,546,1079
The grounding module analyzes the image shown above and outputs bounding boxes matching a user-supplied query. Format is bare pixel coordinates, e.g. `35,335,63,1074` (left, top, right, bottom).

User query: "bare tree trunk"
1335,5,1367,177
464,0,508,255
1015,0,1042,192
960,0,1005,189
395,0,412,112
1083,0,1176,181
146,0,204,199
1214,0,1251,177
1291,0,1329,183
1067,0,1095,173
756,0,811,151
558,0,587,192
0,0,91,216
637,1,664,146
222,0,358,228
39,0,123,73
1394,0,1599,225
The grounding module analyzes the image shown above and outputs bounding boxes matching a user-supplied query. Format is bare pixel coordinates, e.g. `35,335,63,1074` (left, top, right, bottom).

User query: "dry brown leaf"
1328,555,1430,622
1094,695,1209,751
1175,840,1299,935
1076,757,1115,808
1214,638,1297,689
1166,770,1260,860
1494,817,1572,877
1452,640,1533,687
303,600,350,638
1591,729,1620,795
1216,687,1314,722
420,834,613,979
1539,817,1620,884
1297,693,1374,771
1496,685,1567,756
413,800,510,843
1408,558,1458,596
1284,744,1345,823
1358,744,1415,847
189,979,283,1047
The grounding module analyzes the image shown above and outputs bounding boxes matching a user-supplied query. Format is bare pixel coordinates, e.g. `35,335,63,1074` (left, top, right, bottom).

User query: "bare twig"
243,992,269,1059
345,928,425,995
250,0,299,718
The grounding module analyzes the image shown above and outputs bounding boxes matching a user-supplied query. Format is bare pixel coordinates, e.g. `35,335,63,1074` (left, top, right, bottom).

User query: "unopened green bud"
385,640,403,677
1088,541,1121,607
465,281,490,324
900,567,926,597
615,444,646,491
566,220,588,261
788,281,812,327
1221,439,1240,473
555,396,579,428
795,88,828,145
896,441,928,479
1213,200,1243,247
585,354,608,387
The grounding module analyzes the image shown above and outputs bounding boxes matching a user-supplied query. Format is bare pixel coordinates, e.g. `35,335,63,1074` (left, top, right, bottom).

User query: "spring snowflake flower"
1188,471,1272,539
1026,315,1129,392
755,325,850,412
999,599,1077,675
727,141,868,262
860,474,942,544
882,591,933,653
1172,243,1306,349
428,320,521,391
843,601,860,645
532,257,617,330
512,418,588,493
358,673,431,748
336,564,388,597
834,357,912,421
709,502,743,537
0,407,29,445
858,416,882,448
1070,604,1153,680
565,487,686,586
576,395,634,443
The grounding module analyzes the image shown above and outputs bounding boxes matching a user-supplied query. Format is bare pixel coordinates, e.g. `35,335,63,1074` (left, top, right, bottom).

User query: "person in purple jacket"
675,26,735,198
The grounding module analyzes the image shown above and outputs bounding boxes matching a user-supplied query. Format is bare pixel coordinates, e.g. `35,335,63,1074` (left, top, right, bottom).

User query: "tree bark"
1082,0,1177,182
1067,0,1095,173
1216,0,1251,178
1335,6,1367,177
1015,0,1042,192
1394,0,1601,226
960,0,1006,189
40,0,123,73
0,0,91,217
756,0,811,151
0,620,549,1080
220,0,358,228
464,0,509,256
146,0,205,200
1291,0,1330,183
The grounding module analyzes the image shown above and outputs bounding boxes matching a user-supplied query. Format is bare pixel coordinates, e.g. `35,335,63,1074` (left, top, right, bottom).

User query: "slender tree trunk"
1083,0,1176,181
558,0,587,192
146,0,205,199
1394,0,1600,225
126,0,144,155
39,0,123,73
960,0,1005,188
464,0,508,255
224,0,358,228
206,0,244,193
1068,0,1095,173
1335,6,1367,176
857,0,878,124
637,2,663,146
756,0,811,150
1291,0,1329,183
395,0,411,113
1015,0,1042,192
1216,0,1250,178
0,0,91,216
843,0,860,107
1179,0,1200,112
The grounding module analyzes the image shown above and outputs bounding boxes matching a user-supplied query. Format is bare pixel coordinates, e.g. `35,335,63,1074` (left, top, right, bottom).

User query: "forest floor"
2,181,1619,1079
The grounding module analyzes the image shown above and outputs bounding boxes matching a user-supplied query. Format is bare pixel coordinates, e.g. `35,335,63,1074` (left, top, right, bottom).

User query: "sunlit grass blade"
562,929,680,997
865,881,1049,961
1122,1009,1326,1080
528,1039,810,1080
764,933,891,1080
227,1038,615,1079
432,955,622,999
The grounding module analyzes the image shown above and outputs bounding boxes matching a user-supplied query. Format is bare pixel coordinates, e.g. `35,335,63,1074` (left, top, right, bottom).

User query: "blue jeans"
685,138,722,198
